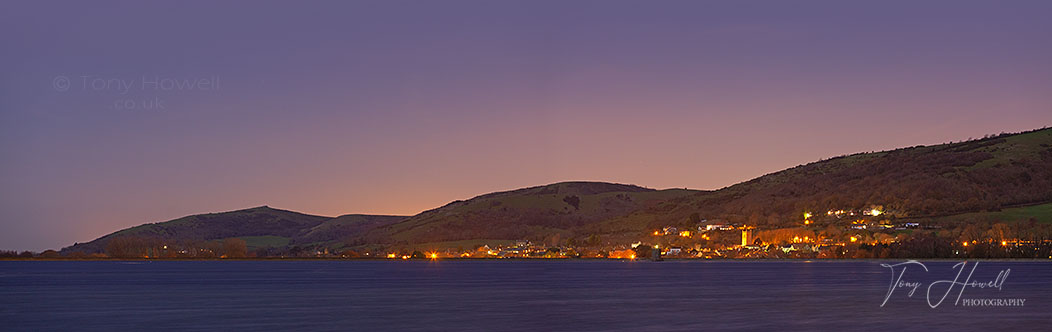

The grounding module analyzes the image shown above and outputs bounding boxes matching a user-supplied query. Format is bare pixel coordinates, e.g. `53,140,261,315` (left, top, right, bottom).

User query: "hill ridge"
63,126,1052,255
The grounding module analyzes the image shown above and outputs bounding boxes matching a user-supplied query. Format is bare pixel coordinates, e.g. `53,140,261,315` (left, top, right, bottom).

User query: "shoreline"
3,257,1050,262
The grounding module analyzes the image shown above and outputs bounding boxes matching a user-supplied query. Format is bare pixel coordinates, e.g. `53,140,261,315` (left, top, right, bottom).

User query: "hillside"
62,127,1052,255
62,206,407,254
633,127,1052,228
356,182,700,246
361,128,1052,248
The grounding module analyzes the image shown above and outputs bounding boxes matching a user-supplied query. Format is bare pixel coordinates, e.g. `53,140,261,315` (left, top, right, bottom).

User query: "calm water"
1,260,1048,331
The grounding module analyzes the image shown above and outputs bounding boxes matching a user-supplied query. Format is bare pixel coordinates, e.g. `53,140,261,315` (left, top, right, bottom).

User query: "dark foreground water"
1,260,1049,331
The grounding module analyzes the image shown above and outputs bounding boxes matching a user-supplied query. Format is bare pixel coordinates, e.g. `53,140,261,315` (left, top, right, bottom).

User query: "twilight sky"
2,1,1050,251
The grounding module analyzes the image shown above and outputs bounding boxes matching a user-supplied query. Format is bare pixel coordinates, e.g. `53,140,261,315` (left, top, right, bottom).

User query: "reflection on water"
1,260,1049,331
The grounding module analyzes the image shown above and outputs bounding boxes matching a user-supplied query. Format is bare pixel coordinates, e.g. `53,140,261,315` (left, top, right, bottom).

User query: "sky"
1,1,1050,251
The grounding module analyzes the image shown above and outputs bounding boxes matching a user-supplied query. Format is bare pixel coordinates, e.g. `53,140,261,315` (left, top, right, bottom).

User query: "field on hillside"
926,202,1052,224
237,236,291,249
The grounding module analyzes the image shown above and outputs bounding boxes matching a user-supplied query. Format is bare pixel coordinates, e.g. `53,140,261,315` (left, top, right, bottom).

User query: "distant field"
930,202,1052,224
969,129,1052,169
237,236,290,249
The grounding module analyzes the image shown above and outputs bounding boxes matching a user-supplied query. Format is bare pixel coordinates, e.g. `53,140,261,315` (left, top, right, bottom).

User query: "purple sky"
2,1,1050,251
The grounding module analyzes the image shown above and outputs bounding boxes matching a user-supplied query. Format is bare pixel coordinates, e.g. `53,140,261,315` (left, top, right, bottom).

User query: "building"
608,249,636,259
741,229,753,247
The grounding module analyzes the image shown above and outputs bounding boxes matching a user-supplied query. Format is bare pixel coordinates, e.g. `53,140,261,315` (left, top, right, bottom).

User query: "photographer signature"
880,260,1010,308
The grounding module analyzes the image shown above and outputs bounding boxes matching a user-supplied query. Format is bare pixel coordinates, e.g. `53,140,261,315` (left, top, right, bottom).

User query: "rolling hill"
357,182,700,246
62,206,407,254
62,127,1052,254
634,127,1052,228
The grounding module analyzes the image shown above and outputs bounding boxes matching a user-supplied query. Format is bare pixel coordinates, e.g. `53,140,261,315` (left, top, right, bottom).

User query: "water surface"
1,260,1048,330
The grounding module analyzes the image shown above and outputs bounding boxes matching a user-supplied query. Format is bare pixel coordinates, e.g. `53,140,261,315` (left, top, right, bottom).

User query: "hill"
62,206,407,255
634,127,1052,229
355,182,700,247
360,128,1052,249
62,127,1052,255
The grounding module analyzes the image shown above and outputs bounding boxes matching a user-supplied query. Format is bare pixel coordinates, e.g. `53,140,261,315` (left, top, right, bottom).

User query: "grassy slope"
353,128,1052,247
63,206,332,253
237,235,291,249
63,207,410,253
62,128,1052,252
648,127,1052,226
294,214,407,248
969,128,1052,169
368,182,702,245
922,202,1052,224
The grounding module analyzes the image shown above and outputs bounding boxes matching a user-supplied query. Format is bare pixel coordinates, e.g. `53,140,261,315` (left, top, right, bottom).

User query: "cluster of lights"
958,240,1016,248
824,208,882,217
792,236,813,243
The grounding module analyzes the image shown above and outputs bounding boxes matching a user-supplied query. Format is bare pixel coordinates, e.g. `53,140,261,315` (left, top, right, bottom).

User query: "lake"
1,260,1048,330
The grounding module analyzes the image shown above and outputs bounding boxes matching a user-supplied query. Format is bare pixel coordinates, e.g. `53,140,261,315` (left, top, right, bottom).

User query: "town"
366,206,1052,260
6,205,1051,260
